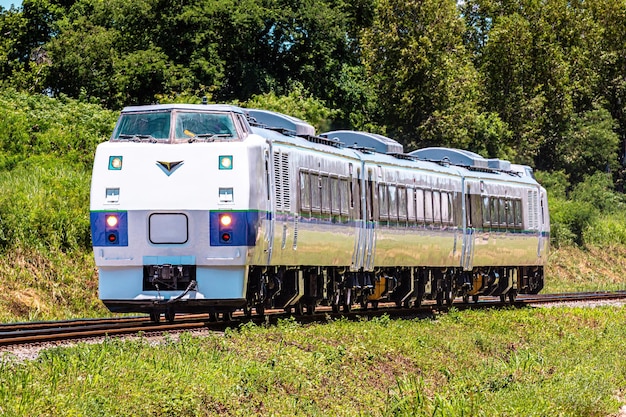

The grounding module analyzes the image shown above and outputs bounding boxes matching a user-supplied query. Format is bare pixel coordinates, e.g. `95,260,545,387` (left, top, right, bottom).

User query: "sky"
0,0,22,9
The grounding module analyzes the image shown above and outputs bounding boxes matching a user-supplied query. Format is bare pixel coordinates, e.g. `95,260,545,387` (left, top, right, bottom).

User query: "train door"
351,163,376,270
461,179,475,271
263,147,275,264
363,168,376,270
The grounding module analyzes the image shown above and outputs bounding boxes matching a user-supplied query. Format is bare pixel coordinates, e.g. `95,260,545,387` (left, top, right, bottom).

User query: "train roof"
321,131,404,154
120,103,246,114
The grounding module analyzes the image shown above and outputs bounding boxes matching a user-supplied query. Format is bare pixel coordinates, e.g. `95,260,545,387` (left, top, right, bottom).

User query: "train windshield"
174,111,237,141
112,111,171,141
111,110,239,142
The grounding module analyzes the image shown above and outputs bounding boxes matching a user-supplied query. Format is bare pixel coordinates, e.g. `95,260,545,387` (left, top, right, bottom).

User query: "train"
90,103,549,322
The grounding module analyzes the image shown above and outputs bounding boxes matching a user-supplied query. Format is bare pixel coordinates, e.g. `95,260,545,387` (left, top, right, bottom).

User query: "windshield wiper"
118,134,158,143
187,133,233,143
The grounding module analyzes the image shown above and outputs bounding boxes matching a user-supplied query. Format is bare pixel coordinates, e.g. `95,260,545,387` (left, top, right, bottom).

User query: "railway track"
1,291,625,348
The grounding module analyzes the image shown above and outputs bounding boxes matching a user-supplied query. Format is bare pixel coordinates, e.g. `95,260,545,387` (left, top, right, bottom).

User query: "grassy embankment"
1,307,625,416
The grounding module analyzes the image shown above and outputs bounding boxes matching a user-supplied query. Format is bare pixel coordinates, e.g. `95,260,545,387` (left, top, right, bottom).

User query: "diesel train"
90,103,549,322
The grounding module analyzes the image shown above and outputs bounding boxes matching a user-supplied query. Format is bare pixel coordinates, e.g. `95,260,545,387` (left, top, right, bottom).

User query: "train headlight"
220,214,232,227
109,156,123,170
106,214,119,228
90,211,128,247
219,155,233,170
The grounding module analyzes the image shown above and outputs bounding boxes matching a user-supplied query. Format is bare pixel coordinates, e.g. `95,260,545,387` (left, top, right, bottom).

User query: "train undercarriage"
244,264,544,317
144,264,544,323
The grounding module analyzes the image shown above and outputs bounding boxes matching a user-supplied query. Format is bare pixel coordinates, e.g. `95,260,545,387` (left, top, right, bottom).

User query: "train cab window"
424,190,433,224
113,111,171,141
299,171,311,212
407,188,416,223
175,112,236,140
379,183,389,220
398,186,408,221
388,184,398,221
415,188,425,223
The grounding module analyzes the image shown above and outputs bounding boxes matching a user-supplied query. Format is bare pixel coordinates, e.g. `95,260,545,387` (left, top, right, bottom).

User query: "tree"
360,0,507,156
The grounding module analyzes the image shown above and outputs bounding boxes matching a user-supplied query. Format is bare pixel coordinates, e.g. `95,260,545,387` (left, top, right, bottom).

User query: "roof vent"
246,109,316,137
409,147,512,171
321,130,403,154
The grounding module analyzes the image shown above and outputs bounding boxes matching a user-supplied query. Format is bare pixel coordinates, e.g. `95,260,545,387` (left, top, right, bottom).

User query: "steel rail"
1,291,625,347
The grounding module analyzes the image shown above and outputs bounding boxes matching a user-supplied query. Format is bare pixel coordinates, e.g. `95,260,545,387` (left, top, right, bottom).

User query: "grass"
1,307,625,416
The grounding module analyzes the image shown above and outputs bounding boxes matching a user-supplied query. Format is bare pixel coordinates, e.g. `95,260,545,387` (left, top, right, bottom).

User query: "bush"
549,198,598,247
0,156,92,251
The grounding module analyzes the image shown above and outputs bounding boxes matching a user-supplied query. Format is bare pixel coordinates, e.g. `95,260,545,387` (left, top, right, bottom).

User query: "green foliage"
0,89,117,169
0,157,92,251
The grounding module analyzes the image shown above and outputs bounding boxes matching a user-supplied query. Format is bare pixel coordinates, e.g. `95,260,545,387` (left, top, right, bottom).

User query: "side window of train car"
379,183,389,220
498,198,507,228
505,199,515,228
398,186,408,222
490,197,498,228
388,184,398,222
311,173,321,212
330,176,340,217
321,175,331,214
441,192,451,225
299,170,311,214
407,187,416,224
514,199,523,229
433,191,442,225
482,196,491,227
340,178,350,216
424,190,434,224
416,188,425,224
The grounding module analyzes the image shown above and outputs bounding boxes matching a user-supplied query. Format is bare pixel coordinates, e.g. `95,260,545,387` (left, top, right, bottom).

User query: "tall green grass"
1,308,625,416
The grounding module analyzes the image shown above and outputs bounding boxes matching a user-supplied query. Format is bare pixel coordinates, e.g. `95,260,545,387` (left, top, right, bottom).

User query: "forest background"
0,0,626,320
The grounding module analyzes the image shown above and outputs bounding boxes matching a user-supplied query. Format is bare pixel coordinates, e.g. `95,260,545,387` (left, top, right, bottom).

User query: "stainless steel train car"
90,104,549,321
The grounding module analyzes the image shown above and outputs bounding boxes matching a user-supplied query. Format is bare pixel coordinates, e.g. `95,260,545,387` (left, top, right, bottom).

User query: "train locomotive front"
90,104,267,321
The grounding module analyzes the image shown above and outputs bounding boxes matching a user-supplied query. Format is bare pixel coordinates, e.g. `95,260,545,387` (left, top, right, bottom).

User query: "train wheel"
243,304,252,318
371,300,379,310
256,303,265,318
295,302,304,316
165,310,175,323
342,303,351,313
508,290,517,303
472,295,479,303
436,291,444,306
208,312,218,322
332,304,340,313
306,303,316,315
500,294,506,303
221,311,233,321
149,312,161,323
462,294,470,304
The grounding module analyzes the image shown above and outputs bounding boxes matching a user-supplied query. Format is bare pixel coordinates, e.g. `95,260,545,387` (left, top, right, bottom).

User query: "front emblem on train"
156,160,184,176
